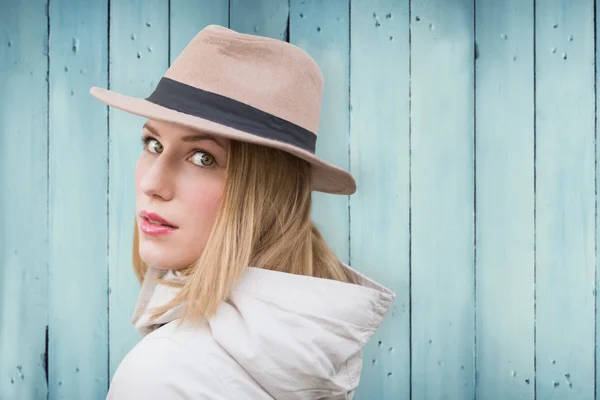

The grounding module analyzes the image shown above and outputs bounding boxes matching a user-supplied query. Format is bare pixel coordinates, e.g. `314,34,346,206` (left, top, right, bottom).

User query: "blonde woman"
91,24,395,399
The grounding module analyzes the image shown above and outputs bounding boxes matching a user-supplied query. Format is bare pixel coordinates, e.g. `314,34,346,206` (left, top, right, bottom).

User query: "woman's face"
135,119,230,270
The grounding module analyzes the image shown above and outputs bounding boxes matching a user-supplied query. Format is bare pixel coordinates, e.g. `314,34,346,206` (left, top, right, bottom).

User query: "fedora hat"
90,24,356,195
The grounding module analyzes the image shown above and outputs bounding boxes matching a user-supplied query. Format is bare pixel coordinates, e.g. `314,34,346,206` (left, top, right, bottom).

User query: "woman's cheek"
185,177,225,227
134,155,150,192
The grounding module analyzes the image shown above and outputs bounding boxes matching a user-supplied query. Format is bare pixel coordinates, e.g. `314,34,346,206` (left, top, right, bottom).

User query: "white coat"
106,263,395,399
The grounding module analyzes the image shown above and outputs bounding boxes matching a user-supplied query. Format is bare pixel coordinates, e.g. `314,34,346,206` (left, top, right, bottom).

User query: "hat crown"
163,25,324,135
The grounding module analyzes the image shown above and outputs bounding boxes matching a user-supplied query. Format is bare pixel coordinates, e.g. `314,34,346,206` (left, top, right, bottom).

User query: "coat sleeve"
106,336,232,400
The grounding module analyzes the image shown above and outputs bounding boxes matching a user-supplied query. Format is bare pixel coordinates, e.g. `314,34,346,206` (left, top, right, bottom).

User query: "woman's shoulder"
107,319,271,400
107,328,228,399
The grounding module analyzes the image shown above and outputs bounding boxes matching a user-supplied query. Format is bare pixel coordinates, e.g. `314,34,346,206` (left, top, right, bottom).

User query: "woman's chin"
138,242,182,270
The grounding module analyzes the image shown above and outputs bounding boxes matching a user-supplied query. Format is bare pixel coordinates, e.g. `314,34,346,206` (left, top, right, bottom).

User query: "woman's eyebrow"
143,122,228,150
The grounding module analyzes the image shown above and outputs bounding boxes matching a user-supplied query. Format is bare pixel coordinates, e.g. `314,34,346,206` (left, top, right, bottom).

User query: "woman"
91,24,395,399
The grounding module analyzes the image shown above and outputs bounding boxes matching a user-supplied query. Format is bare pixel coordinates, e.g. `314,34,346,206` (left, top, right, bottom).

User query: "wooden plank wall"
411,0,475,397
475,1,535,399
1,0,599,399
350,1,409,398
48,0,109,398
0,1,49,399
536,1,596,398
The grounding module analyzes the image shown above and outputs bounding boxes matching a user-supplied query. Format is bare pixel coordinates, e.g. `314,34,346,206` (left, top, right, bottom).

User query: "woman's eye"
191,151,215,167
143,137,163,154
141,136,215,167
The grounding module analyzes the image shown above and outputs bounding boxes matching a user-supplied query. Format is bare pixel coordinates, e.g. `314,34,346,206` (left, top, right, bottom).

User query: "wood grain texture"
410,0,475,398
597,3,600,399
48,0,109,398
475,1,535,399
0,1,49,399
535,0,595,398
290,0,350,264
108,0,169,379
6,1,600,398
170,0,229,64
230,0,289,39
349,1,409,398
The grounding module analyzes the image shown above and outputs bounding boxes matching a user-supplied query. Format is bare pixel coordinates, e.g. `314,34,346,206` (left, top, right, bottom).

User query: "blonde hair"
132,140,354,325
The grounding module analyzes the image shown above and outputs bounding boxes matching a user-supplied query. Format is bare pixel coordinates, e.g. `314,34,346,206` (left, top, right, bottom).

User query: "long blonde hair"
132,140,354,324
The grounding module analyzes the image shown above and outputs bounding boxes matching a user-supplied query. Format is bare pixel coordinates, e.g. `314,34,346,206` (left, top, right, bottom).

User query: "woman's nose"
139,158,175,201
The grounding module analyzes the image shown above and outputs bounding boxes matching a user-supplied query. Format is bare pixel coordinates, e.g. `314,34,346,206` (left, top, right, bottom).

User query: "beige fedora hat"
90,24,356,195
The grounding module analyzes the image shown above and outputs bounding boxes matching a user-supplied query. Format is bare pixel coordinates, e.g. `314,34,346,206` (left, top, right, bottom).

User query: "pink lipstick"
139,210,178,236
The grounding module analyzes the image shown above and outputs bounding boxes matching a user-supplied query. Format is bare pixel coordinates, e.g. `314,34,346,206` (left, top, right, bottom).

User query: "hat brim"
90,87,356,195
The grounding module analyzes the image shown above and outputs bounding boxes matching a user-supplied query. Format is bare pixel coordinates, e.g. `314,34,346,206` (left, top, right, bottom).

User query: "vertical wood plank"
108,0,169,379
536,1,595,398
230,0,289,39
48,0,109,398
597,2,600,398
170,0,229,63
410,0,475,398
0,1,49,398
349,1,409,398
475,1,535,399
289,0,350,263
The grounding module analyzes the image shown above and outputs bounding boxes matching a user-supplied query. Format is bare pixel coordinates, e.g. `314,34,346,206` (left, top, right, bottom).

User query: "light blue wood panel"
349,1,409,399
597,3,600,399
230,0,289,39
410,0,475,398
290,0,350,264
536,1,595,398
108,0,169,379
48,0,109,398
170,0,229,63
475,1,535,399
0,1,49,399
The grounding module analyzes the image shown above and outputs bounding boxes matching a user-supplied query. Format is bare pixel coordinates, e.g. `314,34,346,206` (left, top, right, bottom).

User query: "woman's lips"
138,210,178,236
139,217,178,236
139,210,177,227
